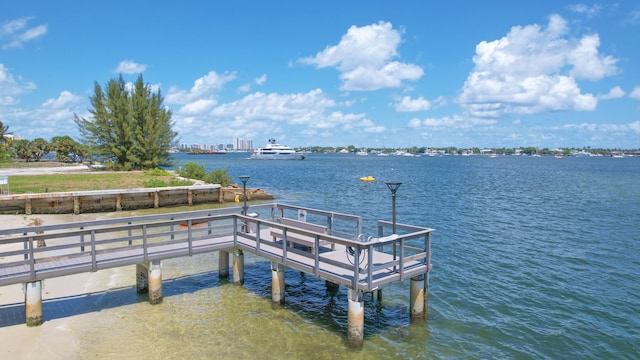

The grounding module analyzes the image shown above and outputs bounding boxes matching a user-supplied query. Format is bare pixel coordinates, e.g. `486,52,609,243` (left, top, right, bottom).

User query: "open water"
14,152,640,359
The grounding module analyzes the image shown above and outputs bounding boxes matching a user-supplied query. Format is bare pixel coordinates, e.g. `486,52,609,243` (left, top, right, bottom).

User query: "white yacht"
251,138,305,160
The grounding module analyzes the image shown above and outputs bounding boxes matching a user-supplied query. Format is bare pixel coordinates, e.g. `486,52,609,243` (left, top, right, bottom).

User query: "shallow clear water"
20,153,640,359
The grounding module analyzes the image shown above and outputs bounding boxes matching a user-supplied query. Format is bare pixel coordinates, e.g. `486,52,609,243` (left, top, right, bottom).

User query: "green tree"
51,135,85,162
29,138,51,161
74,74,178,170
0,120,8,143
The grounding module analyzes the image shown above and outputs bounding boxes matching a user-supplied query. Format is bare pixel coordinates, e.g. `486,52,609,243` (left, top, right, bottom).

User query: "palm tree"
0,120,8,143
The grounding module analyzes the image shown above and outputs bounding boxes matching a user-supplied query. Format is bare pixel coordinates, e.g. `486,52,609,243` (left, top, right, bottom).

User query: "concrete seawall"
0,185,274,215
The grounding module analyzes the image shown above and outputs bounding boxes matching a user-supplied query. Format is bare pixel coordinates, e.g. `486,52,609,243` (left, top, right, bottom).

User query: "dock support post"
136,263,149,294
410,275,425,320
148,260,162,304
153,191,159,208
73,196,80,214
347,288,364,348
188,189,193,206
25,281,43,326
232,249,244,285
25,199,32,215
115,194,122,211
271,262,285,304
219,251,229,278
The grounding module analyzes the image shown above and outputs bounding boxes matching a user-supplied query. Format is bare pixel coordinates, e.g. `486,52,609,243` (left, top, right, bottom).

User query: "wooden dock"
0,203,433,347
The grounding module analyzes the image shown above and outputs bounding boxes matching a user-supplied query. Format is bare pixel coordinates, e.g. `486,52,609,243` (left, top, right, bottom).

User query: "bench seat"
270,218,335,254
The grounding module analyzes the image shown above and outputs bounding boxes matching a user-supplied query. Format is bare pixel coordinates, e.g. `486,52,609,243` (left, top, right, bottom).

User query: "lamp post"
385,182,402,234
239,175,250,216
386,182,402,272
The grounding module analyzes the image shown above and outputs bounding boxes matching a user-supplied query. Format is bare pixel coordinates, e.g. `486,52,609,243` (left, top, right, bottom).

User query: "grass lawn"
7,172,179,194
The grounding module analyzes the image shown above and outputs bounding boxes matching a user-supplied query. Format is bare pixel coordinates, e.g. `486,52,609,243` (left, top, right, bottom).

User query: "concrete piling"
25,281,42,326
232,249,244,285
347,288,364,348
219,251,229,278
136,263,149,294
271,262,285,304
148,260,162,304
409,275,425,320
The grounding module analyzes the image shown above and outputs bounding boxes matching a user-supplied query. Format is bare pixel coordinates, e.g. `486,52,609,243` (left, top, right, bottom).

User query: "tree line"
1,74,178,169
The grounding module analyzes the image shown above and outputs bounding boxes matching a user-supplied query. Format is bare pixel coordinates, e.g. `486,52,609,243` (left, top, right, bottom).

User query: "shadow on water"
1,261,415,341
0,270,223,327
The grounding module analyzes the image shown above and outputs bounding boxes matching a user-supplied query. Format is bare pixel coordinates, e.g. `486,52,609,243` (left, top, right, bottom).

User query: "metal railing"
1,203,433,291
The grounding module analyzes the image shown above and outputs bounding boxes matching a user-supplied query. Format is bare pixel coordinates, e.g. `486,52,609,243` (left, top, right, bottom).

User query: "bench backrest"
279,217,328,234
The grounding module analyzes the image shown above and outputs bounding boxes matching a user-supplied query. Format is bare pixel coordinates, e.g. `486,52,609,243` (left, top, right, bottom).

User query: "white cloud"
598,86,626,100
408,114,497,130
166,71,236,105
0,17,47,49
567,4,602,18
0,64,36,105
210,89,335,123
629,86,640,100
178,99,217,115
299,21,423,91
395,96,431,112
458,14,616,118
238,74,267,94
113,60,147,74
255,74,267,86
568,34,618,81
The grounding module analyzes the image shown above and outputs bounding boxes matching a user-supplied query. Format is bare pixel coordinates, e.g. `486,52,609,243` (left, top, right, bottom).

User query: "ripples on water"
73,153,640,359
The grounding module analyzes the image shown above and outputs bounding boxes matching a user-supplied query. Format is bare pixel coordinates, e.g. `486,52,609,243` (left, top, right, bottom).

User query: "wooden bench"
270,218,336,254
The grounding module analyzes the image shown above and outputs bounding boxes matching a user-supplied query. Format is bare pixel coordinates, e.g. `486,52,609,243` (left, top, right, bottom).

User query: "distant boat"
251,138,305,160
356,148,369,156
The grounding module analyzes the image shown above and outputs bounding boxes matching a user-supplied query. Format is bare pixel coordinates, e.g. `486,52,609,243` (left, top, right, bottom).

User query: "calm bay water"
77,153,640,358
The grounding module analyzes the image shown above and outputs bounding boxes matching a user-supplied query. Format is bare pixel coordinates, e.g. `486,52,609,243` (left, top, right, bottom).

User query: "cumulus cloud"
0,17,47,49
458,14,617,118
629,86,640,100
598,86,626,100
113,60,147,74
166,71,236,105
395,96,431,112
0,64,36,105
299,21,423,91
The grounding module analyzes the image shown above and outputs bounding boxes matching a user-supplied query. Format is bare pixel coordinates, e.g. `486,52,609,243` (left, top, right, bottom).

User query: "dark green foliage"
177,161,232,186
203,168,232,187
178,162,207,180
74,74,178,170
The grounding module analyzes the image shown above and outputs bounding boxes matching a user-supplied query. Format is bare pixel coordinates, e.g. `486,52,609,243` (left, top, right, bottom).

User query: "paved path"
0,165,91,176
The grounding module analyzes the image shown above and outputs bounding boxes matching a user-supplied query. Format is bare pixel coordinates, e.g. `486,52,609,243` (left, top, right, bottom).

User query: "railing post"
28,236,35,281
90,230,97,272
80,227,85,252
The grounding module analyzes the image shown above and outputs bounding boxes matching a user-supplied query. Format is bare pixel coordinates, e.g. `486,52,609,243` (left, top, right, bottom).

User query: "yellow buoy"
360,176,375,182
235,194,240,203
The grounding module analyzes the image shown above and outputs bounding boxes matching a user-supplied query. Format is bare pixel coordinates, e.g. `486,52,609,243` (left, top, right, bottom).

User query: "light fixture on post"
238,175,250,216
385,182,402,234
238,175,250,233
385,182,402,272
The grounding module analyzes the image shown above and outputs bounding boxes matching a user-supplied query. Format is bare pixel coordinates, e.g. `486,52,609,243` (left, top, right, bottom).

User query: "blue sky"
1,1,639,149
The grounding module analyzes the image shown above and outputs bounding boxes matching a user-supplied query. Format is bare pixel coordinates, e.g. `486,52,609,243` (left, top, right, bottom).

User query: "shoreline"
0,212,127,359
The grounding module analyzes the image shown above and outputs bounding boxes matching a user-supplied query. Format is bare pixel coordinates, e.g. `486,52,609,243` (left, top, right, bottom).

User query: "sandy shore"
0,212,131,359
1,167,133,358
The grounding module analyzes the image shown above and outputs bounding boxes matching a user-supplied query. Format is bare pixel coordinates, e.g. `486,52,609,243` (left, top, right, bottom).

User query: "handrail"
1,204,433,291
